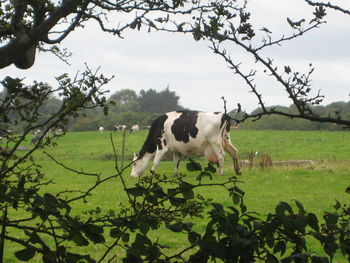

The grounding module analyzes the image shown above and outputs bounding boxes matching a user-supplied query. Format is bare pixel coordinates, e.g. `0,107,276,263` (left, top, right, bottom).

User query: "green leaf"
169,197,187,206
204,163,216,173
231,192,241,205
275,201,293,216
82,224,105,244
294,216,308,234
110,228,122,238
126,186,147,197
179,182,194,192
324,213,338,226
42,251,56,263
314,6,327,20
230,186,245,197
266,253,278,263
188,231,201,245
294,200,305,214
15,247,36,261
273,241,286,255
192,24,202,41
186,159,202,171
284,66,291,74
24,231,42,245
69,232,89,246
167,188,178,197
212,202,223,211
197,171,212,181
151,184,166,198
307,213,319,231
311,256,329,263
139,221,150,235
17,176,25,190
43,193,58,210
133,233,151,251
167,222,193,233
333,200,341,210
345,186,350,194
122,233,130,243
0,183,7,194
179,182,194,200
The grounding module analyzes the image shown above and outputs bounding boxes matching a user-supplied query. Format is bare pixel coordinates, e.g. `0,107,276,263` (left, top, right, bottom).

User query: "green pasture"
5,130,350,262
33,129,350,216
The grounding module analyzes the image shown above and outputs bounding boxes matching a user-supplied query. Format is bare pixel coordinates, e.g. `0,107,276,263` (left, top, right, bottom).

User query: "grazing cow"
33,129,41,137
130,110,241,177
99,126,104,133
50,128,63,137
130,124,140,133
31,136,40,145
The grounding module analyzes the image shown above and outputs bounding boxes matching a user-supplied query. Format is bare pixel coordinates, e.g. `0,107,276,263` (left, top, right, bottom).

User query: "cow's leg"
223,139,241,175
210,144,226,175
150,148,168,175
173,152,181,176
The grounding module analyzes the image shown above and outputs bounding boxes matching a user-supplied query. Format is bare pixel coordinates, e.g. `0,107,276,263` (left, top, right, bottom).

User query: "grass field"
4,129,350,262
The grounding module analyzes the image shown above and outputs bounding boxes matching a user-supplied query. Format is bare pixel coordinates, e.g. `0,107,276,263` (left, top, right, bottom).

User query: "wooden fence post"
121,129,126,169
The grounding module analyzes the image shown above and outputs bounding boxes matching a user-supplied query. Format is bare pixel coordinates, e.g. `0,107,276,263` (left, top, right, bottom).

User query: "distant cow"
99,126,104,133
130,124,139,132
50,128,64,137
130,111,241,177
114,125,127,131
33,129,41,137
31,136,40,145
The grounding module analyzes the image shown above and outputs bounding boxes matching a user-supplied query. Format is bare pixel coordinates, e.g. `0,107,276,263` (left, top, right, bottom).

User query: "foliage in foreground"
0,77,349,262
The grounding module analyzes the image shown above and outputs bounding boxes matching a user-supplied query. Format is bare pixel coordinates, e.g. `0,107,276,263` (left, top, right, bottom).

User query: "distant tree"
158,87,183,112
39,97,62,115
138,89,157,113
240,102,350,130
138,87,183,113
110,89,137,105
109,89,140,112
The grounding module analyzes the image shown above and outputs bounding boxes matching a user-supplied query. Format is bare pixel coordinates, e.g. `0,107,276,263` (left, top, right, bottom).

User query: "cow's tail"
217,115,230,146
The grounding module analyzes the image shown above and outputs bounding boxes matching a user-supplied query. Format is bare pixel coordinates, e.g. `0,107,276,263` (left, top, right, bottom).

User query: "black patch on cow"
171,111,199,143
163,139,167,146
139,114,168,158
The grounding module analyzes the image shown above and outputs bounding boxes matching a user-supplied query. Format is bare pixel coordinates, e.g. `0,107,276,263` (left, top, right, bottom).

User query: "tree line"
0,85,184,133
2,81,349,132
235,101,350,131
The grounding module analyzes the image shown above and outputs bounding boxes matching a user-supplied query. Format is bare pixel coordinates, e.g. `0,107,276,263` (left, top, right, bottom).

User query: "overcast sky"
2,0,350,113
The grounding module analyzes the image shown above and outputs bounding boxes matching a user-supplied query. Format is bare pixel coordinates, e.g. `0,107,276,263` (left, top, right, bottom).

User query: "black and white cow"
130,111,241,177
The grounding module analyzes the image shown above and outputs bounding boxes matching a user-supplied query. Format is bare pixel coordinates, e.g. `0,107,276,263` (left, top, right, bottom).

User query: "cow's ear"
133,152,139,159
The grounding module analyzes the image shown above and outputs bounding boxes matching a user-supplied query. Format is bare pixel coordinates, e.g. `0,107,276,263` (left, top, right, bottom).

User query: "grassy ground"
4,130,350,262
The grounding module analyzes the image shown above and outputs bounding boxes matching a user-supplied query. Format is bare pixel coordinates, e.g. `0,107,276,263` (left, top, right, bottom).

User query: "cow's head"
130,152,149,177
